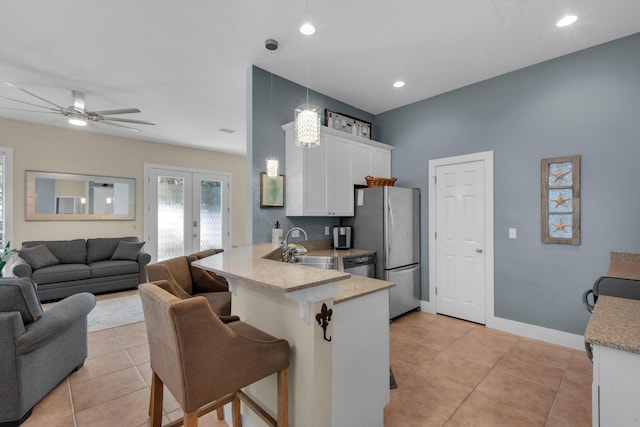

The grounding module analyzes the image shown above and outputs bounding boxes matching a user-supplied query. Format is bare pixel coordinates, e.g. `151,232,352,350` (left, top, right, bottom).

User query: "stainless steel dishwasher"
342,253,376,278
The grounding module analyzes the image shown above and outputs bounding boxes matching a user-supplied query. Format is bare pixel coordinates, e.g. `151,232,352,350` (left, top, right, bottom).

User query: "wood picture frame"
541,155,581,245
260,172,284,208
325,109,372,139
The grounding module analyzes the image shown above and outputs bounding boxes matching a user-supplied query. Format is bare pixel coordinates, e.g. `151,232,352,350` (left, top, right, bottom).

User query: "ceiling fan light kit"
2,82,155,132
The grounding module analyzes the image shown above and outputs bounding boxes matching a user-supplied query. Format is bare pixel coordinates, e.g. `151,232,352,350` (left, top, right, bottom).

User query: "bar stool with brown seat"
139,281,290,427
145,249,232,316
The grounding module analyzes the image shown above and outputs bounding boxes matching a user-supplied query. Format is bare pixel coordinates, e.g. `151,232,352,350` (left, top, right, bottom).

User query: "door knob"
476,248,483,253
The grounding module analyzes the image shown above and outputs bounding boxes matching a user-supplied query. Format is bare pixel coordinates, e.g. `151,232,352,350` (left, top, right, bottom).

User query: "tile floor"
24,293,592,427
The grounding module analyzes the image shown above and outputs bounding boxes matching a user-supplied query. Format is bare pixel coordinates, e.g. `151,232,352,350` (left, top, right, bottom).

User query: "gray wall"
249,66,375,243
374,33,640,335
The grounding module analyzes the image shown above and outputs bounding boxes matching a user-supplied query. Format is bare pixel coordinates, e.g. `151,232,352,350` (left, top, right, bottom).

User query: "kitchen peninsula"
193,243,394,427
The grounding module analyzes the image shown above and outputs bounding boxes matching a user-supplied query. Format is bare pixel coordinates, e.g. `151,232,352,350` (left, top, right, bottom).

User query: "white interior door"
435,159,487,324
146,166,230,262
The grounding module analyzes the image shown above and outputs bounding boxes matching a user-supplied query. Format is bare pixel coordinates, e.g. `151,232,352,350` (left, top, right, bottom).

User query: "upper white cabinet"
284,122,392,217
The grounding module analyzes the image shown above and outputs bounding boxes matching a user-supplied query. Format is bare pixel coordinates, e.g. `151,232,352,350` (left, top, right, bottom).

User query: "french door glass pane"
157,176,185,260
200,180,222,249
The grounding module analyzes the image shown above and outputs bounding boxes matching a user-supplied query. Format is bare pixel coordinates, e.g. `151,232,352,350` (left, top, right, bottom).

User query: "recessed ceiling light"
300,22,316,35
393,81,405,88
556,15,578,27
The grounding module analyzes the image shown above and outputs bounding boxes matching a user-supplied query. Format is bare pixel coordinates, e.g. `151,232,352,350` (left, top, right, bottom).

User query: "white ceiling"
1,1,638,156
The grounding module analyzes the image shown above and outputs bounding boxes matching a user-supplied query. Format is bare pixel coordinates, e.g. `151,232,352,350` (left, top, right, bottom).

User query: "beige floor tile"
391,310,438,327
567,349,593,376
116,327,148,349
87,328,116,343
390,334,440,368
75,388,151,427
87,334,124,359
428,315,478,338
514,338,572,369
399,368,474,417
453,391,547,426
71,366,147,412
547,389,591,426
22,380,73,426
422,351,493,389
443,337,507,368
475,370,557,417
384,389,450,427
125,342,150,365
492,351,566,391
70,350,134,385
21,413,75,427
136,361,153,386
458,326,519,352
112,320,146,336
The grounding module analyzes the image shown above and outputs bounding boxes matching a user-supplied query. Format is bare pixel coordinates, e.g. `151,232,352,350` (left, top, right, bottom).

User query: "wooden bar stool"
139,281,290,427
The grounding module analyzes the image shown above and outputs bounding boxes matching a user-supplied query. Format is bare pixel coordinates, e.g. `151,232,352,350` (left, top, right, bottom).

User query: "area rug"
87,294,145,332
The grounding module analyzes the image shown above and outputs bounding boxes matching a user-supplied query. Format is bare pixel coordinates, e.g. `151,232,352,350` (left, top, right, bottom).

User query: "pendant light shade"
294,104,321,148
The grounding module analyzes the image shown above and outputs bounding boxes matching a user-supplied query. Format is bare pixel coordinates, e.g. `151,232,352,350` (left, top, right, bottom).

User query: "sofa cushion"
87,237,139,263
22,239,87,264
90,260,139,278
19,245,60,270
111,241,145,261
0,277,43,323
31,264,91,285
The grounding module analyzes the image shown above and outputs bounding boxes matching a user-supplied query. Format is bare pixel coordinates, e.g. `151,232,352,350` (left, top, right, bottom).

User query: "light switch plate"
292,229,300,238
508,228,517,239
325,226,330,235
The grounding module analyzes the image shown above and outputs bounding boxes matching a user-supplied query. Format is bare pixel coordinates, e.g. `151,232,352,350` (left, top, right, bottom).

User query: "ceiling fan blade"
98,120,140,132
0,107,60,114
92,108,141,115
0,95,61,112
96,116,156,125
6,82,66,110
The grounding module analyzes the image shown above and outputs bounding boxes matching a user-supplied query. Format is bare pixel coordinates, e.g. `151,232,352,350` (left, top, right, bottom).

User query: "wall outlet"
325,226,330,235
508,228,517,239
291,229,300,238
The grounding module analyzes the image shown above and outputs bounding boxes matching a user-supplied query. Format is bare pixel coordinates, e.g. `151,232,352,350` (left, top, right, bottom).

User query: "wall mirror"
26,170,136,220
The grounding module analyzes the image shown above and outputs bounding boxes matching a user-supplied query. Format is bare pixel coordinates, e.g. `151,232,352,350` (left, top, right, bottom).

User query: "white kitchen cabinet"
585,296,640,427
351,142,392,186
284,122,392,216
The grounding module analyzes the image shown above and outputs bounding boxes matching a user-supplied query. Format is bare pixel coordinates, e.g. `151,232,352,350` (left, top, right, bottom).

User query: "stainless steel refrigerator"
344,186,420,318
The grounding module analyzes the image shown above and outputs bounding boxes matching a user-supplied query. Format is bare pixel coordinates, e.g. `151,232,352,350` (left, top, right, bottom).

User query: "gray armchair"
0,278,95,426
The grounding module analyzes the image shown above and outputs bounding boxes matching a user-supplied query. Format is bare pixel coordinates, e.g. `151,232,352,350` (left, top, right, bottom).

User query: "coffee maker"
333,226,352,249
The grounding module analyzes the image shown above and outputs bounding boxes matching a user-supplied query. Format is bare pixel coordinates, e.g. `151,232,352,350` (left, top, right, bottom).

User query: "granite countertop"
585,295,640,354
192,241,394,304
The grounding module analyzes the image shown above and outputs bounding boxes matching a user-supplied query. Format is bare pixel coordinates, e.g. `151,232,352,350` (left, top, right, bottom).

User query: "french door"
145,165,230,262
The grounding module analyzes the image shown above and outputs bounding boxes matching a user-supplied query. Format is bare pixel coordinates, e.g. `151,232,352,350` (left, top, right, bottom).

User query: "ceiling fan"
1,82,156,132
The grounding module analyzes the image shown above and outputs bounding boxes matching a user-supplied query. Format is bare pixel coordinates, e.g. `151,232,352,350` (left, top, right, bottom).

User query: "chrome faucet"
282,227,308,262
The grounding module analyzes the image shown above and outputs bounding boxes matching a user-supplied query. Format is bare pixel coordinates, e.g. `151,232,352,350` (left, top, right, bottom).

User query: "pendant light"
264,39,280,176
294,0,320,148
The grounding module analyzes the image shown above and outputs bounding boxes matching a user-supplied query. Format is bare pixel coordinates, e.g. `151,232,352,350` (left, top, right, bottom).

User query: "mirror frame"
26,170,136,221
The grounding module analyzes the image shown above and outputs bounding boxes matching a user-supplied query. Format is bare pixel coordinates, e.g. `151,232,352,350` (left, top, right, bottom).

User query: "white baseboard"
419,300,585,351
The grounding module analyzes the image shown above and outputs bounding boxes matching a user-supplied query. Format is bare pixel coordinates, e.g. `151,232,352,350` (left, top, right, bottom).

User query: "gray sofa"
10,237,151,302
0,277,95,426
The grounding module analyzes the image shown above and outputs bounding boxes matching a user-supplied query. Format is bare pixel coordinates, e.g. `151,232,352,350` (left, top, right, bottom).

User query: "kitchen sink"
290,255,338,270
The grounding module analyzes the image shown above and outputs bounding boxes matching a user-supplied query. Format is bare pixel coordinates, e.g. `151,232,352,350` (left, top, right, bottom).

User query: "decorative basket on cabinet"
365,176,397,187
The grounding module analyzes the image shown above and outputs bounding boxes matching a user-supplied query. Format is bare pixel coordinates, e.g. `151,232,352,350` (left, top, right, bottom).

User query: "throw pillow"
18,245,60,270
0,278,43,323
111,241,145,261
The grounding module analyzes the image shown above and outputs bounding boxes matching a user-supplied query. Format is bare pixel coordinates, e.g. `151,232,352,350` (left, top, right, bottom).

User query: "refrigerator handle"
387,197,393,251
